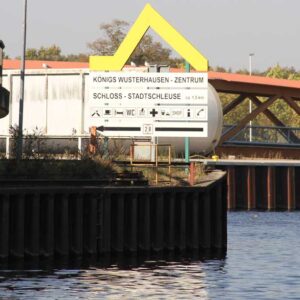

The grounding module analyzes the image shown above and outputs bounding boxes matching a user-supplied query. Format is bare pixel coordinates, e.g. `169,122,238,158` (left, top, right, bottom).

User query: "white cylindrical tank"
158,83,223,154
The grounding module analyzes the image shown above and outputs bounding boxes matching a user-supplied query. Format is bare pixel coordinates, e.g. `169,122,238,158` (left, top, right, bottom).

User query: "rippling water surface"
1,212,300,299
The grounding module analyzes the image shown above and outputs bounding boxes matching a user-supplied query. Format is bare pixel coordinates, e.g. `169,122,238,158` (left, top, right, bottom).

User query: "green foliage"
220,94,299,128
63,53,89,62
209,66,231,73
24,45,89,62
87,19,183,67
0,159,117,179
26,45,62,61
264,64,300,80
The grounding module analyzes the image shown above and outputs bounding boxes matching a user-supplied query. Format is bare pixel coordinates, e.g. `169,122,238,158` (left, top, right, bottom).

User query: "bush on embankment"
0,158,119,179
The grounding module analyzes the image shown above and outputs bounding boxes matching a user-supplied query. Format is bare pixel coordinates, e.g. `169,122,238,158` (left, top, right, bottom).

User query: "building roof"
3,59,89,70
3,59,300,99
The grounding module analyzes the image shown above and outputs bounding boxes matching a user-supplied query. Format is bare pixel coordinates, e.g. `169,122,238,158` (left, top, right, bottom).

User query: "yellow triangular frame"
89,4,208,71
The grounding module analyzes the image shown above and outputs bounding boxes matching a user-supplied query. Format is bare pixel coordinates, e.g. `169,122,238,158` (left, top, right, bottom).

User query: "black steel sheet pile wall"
226,166,300,210
0,174,226,260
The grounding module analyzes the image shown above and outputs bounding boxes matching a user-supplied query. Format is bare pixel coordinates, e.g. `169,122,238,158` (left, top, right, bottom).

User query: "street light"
249,53,254,142
16,0,27,159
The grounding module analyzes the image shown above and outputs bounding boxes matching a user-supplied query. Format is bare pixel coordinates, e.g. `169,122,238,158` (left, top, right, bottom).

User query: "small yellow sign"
89,4,208,71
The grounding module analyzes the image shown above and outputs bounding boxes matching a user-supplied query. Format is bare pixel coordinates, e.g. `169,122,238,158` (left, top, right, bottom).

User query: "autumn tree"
87,19,183,67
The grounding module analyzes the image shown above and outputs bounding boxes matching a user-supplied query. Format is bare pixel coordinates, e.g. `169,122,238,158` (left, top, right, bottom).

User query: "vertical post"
5,136,9,159
125,193,137,252
100,192,111,254
16,0,28,159
153,193,164,252
80,72,85,134
78,137,82,156
189,192,199,250
200,191,211,249
151,136,156,163
267,166,276,210
10,194,25,258
249,53,254,142
287,167,295,211
40,194,54,257
185,61,190,163
43,65,49,134
139,193,151,252
155,144,158,184
103,136,109,158
0,194,9,259
130,144,133,164
168,145,171,182
70,194,83,256
112,193,124,252
247,167,256,210
84,194,97,255
8,74,13,129
155,144,158,167
89,126,97,154
227,167,236,210
0,41,4,87
25,194,40,257
189,162,195,186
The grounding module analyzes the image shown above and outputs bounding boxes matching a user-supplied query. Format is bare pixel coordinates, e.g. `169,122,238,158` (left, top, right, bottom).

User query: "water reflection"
0,249,226,271
0,252,226,299
1,212,300,299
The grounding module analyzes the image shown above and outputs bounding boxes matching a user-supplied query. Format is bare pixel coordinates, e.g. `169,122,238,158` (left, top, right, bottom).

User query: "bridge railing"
222,125,300,146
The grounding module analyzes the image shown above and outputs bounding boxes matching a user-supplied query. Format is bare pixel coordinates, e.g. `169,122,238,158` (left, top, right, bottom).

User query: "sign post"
184,61,191,164
16,0,28,159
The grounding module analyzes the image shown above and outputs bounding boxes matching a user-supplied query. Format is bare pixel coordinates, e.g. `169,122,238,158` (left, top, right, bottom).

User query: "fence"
223,125,300,146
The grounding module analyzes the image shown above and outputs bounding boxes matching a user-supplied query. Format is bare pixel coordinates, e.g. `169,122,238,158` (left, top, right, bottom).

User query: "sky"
1,0,300,72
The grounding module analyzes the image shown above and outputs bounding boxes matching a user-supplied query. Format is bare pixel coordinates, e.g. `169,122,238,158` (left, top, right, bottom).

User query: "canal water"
0,212,300,299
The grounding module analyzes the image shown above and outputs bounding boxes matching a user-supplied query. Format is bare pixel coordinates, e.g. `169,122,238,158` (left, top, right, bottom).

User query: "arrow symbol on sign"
96,126,141,132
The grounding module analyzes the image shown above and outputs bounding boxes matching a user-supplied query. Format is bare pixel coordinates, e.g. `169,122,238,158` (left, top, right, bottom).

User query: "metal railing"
222,125,300,146
0,134,90,158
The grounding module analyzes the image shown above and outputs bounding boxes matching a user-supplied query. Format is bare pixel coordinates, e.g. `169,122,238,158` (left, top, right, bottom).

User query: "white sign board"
88,72,208,138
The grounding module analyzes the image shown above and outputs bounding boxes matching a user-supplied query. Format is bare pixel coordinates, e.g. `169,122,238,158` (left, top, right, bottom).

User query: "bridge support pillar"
247,167,256,210
227,167,236,210
267,167,276,210
287,167,296,211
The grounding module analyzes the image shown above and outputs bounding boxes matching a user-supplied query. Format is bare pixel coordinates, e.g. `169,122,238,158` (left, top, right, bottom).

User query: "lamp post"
16,0,27,159
249,53,254,142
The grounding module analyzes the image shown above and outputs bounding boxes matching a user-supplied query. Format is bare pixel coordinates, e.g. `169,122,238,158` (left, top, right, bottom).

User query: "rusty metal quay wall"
203,160,300,210
0,172,226,260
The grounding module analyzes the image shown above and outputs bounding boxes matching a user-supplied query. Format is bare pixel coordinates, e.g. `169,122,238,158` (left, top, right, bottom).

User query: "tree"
264,64,300,80
22,45,89,62
88,19,183,67
64,53,89,62
25,45,62,61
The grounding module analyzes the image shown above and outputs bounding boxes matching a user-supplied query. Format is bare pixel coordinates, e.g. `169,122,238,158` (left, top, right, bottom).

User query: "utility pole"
16,0,27,159
249,53,254,142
